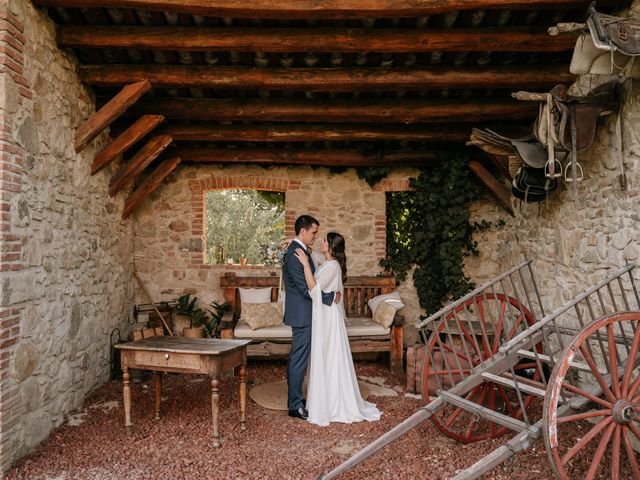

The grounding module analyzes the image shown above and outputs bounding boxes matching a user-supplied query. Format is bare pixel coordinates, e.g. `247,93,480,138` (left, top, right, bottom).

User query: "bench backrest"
220,273,396,318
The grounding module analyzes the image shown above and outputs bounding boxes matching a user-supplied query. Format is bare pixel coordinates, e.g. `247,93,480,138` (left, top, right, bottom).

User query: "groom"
283,215,337,419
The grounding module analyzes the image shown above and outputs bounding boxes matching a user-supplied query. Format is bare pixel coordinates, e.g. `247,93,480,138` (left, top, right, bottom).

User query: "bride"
294,232,381,426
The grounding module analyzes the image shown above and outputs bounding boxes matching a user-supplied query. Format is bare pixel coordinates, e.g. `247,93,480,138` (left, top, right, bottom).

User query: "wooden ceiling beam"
58,26,576,52
122,156,181,219
169,146,440,167
75,79,150,152
159,123,471,142
92,114,164,174
32,0,622,19
109,134,173,196
79,64,574,90
118,97,538,123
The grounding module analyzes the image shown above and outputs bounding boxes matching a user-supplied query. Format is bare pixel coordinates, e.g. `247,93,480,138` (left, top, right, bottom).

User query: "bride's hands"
294,248,310,268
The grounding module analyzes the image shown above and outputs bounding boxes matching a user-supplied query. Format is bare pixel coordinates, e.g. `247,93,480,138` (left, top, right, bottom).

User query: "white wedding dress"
306,260,381,426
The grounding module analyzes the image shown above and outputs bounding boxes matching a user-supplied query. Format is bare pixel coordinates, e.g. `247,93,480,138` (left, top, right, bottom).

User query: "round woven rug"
249,379,373,411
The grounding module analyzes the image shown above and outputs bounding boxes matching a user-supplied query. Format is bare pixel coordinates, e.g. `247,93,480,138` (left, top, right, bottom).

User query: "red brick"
17,87,31,99
0,12,24,33
0,33,23,54
0,338,17,349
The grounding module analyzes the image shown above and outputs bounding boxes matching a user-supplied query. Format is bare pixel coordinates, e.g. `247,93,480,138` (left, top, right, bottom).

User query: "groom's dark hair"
295,215,319,235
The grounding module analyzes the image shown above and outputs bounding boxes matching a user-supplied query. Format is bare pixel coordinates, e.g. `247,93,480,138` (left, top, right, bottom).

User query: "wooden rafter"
92,114,165,174
57,26,577,53
469,160,514,216
74,80,151,153
169,146,440,167
32,0,620,19
158,123,471,142
120,97,539,123
109,134,173,196
79,64,575,90
122,156,181,219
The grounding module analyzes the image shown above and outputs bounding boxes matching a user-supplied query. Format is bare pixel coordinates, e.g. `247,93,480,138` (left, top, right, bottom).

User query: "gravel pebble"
4,361,606,479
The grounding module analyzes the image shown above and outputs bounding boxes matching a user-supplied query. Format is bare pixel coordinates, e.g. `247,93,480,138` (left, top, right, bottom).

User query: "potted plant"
205,300,231,338
175,294,209,338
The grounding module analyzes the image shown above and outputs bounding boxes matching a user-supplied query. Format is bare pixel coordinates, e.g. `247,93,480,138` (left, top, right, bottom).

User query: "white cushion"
239,287,272,304
233,316,389,339
368,291,404,315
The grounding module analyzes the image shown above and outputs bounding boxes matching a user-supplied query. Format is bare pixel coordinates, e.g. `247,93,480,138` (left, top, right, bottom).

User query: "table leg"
239,364,247,431
123,367,132,427
154,371,162,420
211,377,220,448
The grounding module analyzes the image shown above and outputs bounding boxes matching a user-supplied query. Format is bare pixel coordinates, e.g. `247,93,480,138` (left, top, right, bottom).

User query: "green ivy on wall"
381,151,490,315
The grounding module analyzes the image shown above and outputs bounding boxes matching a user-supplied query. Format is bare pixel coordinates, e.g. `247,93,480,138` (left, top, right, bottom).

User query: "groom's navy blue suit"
283,240,334,411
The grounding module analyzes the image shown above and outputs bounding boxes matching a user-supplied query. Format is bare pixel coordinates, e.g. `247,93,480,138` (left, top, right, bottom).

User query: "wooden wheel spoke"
433,369,473,376
608,323,621,398
628,374,640,399
440,341,473,365
611,425,621,480
472,298,494,357
463,385,488,438
623,428,640,479
491,301,507,352
557,409,612,425
495,385,517,417
579,344,617,404
629,422,640,441
513,362,538,370
455,320,484,359
443,386,480,429
584,422,615,480
622,320,640,397
560,416,614,466
560,381,613,409
507,314,524,341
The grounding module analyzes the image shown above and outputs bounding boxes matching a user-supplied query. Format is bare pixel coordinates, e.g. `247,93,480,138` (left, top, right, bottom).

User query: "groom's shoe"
288,407,309,420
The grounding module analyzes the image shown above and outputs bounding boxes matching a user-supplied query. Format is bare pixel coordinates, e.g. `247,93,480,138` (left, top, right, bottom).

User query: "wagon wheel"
422,293,541,443
543,311,640,480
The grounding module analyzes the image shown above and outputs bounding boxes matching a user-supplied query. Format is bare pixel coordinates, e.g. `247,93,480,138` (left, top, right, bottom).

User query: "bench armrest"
393,314,405,327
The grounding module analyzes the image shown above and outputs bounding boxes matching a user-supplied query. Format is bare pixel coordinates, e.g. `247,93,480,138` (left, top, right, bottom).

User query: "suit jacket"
282,240,334,328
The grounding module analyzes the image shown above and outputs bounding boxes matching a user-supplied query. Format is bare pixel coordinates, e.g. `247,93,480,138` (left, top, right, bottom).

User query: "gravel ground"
6,361,566,480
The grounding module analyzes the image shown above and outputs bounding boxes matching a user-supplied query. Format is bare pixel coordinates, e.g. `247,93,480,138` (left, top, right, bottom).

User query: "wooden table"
115,336,251,447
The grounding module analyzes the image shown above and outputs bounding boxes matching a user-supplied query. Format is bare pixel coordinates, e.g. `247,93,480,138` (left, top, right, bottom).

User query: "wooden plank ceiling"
32,0,629,212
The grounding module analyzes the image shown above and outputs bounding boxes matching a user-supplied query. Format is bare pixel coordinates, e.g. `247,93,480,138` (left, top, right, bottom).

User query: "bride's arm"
294,248,316,290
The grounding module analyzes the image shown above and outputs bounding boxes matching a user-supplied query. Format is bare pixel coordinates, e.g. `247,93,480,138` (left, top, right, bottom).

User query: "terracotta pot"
182,326,206,338
239,257,248,266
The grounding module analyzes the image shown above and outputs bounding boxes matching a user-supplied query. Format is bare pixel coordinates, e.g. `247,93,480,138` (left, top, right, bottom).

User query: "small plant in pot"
205,300,231,338
175,294,210,338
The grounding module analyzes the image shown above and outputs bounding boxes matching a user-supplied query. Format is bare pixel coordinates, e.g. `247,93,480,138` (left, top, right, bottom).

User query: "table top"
115,336,251,355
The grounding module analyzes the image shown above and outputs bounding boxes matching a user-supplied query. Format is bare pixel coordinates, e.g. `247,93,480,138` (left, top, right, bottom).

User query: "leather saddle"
535,80,619,154
587,2,640,55
570,4,640,78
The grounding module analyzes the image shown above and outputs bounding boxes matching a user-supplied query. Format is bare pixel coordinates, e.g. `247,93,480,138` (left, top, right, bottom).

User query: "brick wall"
0,8,27,472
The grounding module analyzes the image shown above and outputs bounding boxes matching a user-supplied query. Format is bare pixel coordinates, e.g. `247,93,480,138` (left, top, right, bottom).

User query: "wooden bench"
219,272,404,374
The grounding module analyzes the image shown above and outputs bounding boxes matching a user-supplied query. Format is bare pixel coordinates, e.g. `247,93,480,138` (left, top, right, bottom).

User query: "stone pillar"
0,4,28,472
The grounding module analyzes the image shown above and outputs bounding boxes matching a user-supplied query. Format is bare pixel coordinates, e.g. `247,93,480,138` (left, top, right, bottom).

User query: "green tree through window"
204,190,285,265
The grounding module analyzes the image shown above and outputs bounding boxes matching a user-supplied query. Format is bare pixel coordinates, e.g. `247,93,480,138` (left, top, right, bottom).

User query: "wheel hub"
612,399,635,425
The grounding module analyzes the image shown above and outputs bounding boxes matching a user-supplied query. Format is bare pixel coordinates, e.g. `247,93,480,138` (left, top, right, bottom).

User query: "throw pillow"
368,291,403,315
239,287,272,304
372,300,403,328
242,302,283,330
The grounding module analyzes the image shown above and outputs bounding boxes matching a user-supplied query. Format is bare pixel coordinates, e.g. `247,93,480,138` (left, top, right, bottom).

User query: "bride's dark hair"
327,232,347,283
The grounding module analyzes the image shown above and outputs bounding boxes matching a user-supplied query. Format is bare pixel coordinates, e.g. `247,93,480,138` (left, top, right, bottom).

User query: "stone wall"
0,0,134,472
132,165,420,338
465,78,640,325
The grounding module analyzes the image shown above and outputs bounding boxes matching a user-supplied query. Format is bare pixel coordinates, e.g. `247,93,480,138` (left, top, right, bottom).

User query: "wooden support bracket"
75,79,151,153
468,160,515,217
92,114,165,174
108,134,173,196
122,156,181,219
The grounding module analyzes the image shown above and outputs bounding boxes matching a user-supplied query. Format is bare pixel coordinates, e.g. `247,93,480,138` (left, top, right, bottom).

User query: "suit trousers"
287,325,311,410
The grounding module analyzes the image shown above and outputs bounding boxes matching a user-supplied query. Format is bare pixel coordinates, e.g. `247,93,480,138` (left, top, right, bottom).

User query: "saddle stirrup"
564,162,584,182
544,158,563,179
